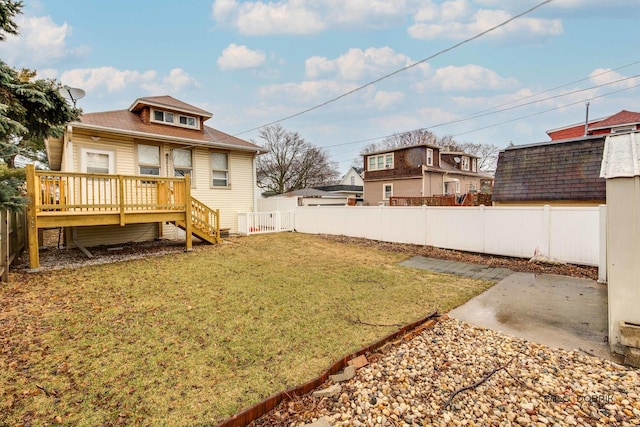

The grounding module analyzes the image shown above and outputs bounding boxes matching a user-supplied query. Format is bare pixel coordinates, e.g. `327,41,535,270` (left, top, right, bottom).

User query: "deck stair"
172,197,221,244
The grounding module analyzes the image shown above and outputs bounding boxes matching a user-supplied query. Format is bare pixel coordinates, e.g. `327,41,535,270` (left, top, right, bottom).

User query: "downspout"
65,124,73,172
252,151,259,212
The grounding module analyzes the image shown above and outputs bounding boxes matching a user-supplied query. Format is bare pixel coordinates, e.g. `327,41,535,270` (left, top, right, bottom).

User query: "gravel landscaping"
251,318,640,427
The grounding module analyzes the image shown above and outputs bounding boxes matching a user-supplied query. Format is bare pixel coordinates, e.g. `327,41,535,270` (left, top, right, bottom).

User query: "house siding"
71,131,136,174
363,177,422,206
66,129,257,244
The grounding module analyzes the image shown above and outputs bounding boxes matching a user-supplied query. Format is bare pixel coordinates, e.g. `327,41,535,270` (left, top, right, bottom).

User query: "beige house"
31,96,265,262
362,144,492,206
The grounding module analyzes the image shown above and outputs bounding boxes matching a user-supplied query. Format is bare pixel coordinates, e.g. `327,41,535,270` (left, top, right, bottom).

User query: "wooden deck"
25,164,221,269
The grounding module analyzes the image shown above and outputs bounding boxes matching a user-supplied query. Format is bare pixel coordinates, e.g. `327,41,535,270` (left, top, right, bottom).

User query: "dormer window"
151,108,199,129
461,156,470,171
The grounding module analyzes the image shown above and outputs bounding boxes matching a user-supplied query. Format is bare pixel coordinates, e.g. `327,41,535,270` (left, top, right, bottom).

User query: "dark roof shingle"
492,136,606,202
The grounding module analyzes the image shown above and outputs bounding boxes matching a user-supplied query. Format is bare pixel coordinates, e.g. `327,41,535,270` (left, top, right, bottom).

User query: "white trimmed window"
151,108,199,129
383,183,393,200
138,144,161,176
173,148,194,186
426,148,434,166
461,156,470,171
80,148,115,174
211,152,229,187
178,115,197,127
368,153,393,171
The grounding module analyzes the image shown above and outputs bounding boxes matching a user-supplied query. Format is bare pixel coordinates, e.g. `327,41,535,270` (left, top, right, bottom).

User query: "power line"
232,0,555,137
321,69,640,151
325,81,640,163
451,83,640,138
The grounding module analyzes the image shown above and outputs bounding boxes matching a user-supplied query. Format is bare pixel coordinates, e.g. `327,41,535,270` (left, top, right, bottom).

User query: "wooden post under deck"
184,174,193,251
25,164,39,269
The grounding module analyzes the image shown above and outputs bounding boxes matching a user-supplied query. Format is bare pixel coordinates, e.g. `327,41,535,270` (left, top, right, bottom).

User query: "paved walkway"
401,256,623,363
400,256,513,281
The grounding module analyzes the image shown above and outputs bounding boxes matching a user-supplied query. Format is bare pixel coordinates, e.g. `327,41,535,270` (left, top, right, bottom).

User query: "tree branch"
441,353,518,411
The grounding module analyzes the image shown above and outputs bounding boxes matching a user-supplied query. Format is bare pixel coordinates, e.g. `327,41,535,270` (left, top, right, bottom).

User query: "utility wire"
232,0,555,137
451,83,640,137
324,81,640,162
321,71,640,150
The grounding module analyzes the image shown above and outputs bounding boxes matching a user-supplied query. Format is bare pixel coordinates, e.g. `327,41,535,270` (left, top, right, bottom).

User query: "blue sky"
2,0,640,173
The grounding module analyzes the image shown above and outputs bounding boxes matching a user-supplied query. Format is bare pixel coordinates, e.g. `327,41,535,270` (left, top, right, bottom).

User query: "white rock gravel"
256,318,640,427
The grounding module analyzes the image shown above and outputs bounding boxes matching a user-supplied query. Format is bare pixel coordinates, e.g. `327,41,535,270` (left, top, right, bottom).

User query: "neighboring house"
492,134,607,206
547,110,640,141
314,167,364,203
33,95,265,258
362,144,493,206
281,188,351,206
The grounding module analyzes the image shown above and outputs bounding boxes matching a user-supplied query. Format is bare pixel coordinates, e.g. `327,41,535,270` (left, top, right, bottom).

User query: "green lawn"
0,233,493,426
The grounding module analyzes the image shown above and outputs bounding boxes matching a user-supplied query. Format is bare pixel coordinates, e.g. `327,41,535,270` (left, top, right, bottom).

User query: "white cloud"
305,47,430,81
59,67,199,94
142,68,201,93
589,68,640,89
371,91,405,110
0,15,89,66
217,43,266,71
211,0,408,35
417,64,518,92
408,1,562,41
259,80,358,104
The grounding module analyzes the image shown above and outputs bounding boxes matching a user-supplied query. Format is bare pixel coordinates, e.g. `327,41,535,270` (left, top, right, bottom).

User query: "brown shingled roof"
589,110,640,130
492,136,606,202
129,95,213,118
76,109,265,152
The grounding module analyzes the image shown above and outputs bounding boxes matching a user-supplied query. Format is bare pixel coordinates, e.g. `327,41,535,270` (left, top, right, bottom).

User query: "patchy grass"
0,233,493,426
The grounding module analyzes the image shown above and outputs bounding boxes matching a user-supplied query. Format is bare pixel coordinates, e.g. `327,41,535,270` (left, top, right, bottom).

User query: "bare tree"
255,124,339,194
454,141,500,173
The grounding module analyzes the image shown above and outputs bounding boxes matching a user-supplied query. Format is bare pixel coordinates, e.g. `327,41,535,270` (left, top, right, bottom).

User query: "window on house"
81,148,114,174
383,184,393,200
153,110,174,123
368,153,394,171
426,148,434,166
173,148,194,186
138,144,161,176
211,152,229,187
178,115,197,128
152,109,199,129
461,156,470,171
471,158,477,172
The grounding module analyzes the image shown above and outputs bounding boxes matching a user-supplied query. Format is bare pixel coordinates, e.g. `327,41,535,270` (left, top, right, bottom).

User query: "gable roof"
589,110,640,130
129,95,213,118
493,135,606,202
546,110,640,139
74,109,265,153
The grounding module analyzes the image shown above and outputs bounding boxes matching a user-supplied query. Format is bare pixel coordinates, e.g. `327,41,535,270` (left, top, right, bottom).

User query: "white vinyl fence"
240,203,606,275
238,210,295,235
292,205,605,268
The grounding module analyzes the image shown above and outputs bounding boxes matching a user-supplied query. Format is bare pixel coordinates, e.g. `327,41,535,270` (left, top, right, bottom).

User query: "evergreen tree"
0,0,80,209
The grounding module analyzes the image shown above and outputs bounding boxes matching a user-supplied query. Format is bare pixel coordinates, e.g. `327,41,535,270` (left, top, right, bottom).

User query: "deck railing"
34,170,188,213
25,164,203,269
190,197,221,243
